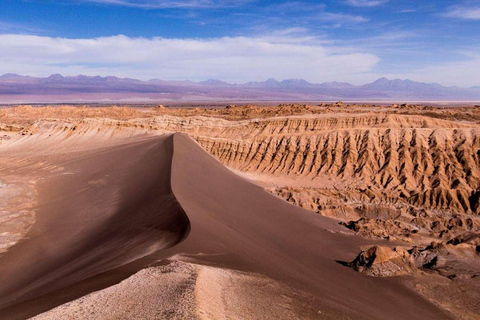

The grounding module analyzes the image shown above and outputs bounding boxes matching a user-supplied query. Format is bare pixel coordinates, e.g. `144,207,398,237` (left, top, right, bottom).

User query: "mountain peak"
1,73,478,101
0,73,35,80
279,79,313,88
48,74,65,79
198,79,232,86
265,78,279,83
0,73,22,79
372,77,390,84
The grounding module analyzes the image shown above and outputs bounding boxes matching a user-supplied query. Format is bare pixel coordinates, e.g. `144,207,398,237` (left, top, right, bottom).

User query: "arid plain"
0,103,479,319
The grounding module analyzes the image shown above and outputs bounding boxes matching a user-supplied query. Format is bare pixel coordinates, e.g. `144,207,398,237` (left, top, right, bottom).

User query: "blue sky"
1,0,480,86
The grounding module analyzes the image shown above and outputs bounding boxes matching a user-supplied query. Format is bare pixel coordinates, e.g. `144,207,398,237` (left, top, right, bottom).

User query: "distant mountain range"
1,73,480,102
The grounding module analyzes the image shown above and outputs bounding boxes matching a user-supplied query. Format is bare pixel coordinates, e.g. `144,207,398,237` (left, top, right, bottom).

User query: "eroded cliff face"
1,104,480,317
1,105,480,245
188,114,480,245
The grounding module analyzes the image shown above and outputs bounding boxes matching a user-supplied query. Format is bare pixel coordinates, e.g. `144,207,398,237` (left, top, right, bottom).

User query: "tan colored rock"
349,246,417,277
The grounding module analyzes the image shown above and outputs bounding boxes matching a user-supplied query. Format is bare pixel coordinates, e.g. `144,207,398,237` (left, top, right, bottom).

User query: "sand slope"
165,133,451,319
33,259,320,320
0,130,453,319
0,135,189,313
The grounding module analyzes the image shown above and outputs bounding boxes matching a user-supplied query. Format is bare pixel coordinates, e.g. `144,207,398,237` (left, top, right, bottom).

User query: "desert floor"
0,103,479,319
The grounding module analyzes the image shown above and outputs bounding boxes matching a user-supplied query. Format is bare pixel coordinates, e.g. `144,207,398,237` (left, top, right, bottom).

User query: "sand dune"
0,104,478,318
0,135,189,314
0,128,449,319
167,133,450,319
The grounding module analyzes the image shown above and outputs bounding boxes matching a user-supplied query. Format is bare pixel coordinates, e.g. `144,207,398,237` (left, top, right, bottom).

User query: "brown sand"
0,104,478,318
0,135,189,313
32,259,318,320
0,130,448,319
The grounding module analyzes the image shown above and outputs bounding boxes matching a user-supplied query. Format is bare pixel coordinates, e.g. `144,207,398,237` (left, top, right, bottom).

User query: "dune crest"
0,134,189,313
0,104,479,318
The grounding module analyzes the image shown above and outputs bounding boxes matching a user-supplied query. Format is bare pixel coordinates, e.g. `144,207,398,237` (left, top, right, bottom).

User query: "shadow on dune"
0,135,190,317
0,133,452,319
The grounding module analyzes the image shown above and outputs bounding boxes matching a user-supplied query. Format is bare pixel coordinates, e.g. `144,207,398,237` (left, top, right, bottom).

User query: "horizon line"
2,73,478,89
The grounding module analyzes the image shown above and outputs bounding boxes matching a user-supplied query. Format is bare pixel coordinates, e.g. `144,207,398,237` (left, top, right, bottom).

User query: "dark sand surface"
0,136,189,315
0,133,451,319
167,134,451,319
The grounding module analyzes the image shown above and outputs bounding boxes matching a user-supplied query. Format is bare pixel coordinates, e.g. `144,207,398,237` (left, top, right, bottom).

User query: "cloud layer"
0,34,379,82
79,0,246,9
444,6,480,20
1,33,479,87
345,0,389,7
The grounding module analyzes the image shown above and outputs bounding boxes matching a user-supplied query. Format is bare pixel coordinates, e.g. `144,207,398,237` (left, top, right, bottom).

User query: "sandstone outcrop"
349,246,417,277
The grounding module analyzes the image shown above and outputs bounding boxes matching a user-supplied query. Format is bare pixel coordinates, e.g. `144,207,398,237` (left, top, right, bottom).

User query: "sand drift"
0,135,189,316
0,133,451,319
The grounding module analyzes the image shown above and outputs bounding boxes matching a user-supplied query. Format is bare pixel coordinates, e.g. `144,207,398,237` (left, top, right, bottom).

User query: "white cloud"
77,0,247,9
404,56,480,87
397,8,417,13
0,21,40,34
265,2,368,24
444,6,480,20
320,12,368,23
345,0,389,7
0,34,380,83
2,34,480,87
357,50,480,87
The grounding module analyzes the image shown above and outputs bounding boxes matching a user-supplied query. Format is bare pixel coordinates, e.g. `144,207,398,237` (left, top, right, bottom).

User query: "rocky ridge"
2,104,480,246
